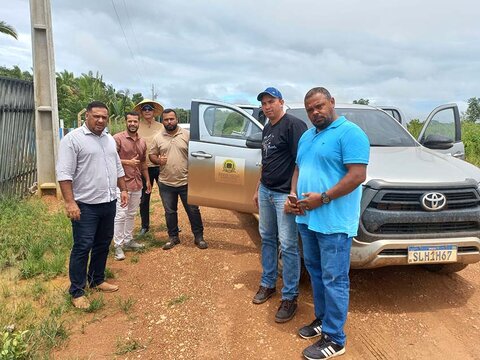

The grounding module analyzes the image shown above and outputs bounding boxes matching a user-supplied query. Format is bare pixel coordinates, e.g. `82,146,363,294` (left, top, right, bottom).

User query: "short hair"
162,108,177,118
304,87,332,102
86,101,108,112
124,111,140,120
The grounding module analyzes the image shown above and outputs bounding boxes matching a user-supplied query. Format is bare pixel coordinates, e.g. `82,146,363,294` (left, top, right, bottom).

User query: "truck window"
200,104,261,144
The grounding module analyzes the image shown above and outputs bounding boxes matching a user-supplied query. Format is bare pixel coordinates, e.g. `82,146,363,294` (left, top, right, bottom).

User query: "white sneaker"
124,240,145,250
114,246,125,261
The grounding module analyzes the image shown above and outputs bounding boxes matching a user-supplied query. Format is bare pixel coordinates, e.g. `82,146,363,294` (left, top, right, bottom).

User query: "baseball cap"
256,87,283,101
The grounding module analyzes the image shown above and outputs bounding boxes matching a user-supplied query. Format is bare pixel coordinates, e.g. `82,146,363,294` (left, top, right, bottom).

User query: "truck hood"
366,146,480,184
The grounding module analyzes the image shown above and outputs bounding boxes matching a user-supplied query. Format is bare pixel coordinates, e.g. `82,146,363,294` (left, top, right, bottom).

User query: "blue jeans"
298,223,351,346
258,184,300,300
159,183,204,238
69,201,116,298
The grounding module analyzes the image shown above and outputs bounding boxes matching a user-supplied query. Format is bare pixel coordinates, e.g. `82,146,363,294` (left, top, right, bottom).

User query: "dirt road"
53,206,480,360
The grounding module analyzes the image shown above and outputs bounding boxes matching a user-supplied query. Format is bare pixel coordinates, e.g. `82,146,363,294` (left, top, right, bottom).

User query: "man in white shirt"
56,101,128,309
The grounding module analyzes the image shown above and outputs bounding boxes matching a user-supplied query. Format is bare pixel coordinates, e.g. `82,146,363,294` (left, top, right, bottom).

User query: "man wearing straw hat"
133,99,164,237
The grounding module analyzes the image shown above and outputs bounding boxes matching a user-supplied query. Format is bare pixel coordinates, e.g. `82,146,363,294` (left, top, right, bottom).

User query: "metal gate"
0,76,36,197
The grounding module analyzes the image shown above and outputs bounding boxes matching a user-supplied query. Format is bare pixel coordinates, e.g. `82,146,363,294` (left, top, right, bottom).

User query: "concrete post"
29,0,59,196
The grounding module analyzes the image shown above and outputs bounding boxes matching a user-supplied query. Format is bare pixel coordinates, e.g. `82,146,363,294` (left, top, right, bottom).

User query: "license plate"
407,245,457,264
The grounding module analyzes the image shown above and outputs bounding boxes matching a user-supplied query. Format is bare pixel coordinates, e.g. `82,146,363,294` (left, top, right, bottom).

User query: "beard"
312,115,333,131
165,123,178,132
128,125,138,133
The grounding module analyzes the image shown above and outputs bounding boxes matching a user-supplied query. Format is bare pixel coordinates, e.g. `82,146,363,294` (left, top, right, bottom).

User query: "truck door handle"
452,151,464,159
191,151,213,159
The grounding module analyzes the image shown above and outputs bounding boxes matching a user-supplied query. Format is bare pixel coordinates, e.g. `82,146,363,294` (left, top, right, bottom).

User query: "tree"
353,98,369,105
463,97,480,123
131,93,143,106
0,21,18,39
3,65,146,128
406,119,424,138
0,65,33,81
174,108,191,123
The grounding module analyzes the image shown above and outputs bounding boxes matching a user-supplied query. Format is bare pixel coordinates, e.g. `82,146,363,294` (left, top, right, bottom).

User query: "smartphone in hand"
287,195,298,205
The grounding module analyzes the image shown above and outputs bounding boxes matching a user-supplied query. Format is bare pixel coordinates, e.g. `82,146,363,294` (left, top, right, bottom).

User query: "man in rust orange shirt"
113,111,151,260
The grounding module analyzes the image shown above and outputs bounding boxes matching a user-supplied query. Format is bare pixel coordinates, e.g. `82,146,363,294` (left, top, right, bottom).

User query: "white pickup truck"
186,100,480,273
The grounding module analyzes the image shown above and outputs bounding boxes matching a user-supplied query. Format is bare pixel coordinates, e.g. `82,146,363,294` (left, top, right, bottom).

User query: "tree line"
0,65,190,127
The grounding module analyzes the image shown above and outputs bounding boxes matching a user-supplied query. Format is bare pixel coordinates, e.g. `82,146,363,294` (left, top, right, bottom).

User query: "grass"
0,195,166,358
0,197,71,276
85,295,105,313
37,315,69,349
115,338,144,355
136,230,166,248
117,296,136,314
104,267,115,279
0,197,73,357
31,280,46,301
167,294,190,307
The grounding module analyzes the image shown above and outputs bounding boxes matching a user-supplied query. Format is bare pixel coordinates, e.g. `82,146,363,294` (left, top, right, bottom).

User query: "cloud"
1,0,479,120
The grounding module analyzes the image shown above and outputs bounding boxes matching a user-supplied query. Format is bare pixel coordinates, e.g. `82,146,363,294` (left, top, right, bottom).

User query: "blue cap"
257,87,283,101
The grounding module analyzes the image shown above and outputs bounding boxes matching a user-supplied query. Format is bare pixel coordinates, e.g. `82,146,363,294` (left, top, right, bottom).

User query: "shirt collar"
123,130,138,140
161,126,183,137
327,116,347,129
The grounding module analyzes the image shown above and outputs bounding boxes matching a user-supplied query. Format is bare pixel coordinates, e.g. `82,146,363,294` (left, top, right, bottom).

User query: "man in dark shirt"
252,87,307,323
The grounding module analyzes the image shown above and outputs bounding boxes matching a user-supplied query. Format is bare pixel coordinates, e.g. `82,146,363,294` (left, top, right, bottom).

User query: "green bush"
1,329,30,360
462,121,480,166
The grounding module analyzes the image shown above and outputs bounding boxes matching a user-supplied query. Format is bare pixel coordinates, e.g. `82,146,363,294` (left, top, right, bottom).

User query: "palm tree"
0,21,18,39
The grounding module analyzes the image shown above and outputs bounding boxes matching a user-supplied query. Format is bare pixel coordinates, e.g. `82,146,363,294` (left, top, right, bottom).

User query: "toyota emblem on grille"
421,192,447,211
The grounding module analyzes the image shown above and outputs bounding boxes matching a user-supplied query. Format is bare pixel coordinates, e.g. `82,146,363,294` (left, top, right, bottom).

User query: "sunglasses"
141,105,154,111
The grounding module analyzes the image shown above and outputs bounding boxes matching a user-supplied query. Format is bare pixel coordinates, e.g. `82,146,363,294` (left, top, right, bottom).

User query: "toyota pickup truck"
187,100,480,273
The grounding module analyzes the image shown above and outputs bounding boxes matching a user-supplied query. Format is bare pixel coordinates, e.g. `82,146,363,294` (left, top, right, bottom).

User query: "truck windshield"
287,108,418,147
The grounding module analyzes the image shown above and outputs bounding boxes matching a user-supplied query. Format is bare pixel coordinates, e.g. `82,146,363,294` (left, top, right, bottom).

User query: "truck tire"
422,263,468,274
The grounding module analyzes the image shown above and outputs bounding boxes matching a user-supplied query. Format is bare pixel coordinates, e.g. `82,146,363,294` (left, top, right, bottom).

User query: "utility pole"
151,84,157,100
29,0,60,196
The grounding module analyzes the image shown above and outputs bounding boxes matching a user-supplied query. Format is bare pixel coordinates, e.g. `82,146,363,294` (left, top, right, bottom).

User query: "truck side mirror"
421,134,454,150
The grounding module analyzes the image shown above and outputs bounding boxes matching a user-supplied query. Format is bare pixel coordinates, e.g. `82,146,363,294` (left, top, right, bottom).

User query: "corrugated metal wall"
0,77,36,197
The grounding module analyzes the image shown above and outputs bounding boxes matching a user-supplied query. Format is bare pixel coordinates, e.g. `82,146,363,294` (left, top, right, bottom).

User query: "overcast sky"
1,0,479,120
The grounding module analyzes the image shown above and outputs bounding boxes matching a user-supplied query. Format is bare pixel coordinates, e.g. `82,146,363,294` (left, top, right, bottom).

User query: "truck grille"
377,221,478,234
360,185,480,237
371,189,480,211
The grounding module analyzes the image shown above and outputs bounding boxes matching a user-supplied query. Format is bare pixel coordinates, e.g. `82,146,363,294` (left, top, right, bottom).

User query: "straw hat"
133,99,164,117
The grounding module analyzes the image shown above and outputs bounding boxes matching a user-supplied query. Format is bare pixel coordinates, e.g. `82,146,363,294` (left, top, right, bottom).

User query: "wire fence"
0,76,37,198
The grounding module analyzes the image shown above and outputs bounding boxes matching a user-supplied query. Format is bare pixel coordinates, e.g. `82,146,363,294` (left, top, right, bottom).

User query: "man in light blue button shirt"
56,101,128,309
285,87,369,360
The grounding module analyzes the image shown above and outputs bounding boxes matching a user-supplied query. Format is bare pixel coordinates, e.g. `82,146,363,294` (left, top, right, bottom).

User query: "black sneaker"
194,235,208,249
303,334,345,360
275,298,297,323
252,286,276,304
162,236,180,250
299,318,323,339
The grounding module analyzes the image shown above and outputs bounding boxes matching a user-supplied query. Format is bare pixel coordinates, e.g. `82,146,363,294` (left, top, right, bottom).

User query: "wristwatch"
321,192,331,204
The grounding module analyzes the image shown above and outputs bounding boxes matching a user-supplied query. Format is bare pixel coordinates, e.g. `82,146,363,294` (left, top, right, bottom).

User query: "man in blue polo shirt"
285,87,369,360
